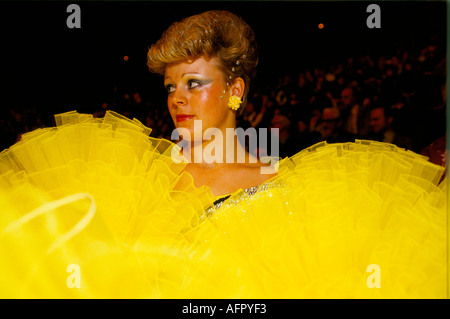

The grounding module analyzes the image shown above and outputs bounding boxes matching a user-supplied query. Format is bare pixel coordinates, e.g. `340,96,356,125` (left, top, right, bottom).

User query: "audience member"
2,36,445,166
314,107,356,144
339,87,371,137
270,114,299,158
366,103,414,150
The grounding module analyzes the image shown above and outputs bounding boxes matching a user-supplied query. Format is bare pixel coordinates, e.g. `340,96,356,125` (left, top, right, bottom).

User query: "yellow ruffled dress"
0,111,448,298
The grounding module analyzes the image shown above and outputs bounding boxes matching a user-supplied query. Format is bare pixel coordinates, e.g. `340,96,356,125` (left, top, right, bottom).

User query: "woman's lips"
176,114,195,122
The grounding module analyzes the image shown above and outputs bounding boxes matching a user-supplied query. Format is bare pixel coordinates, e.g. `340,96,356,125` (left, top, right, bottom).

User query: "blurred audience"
313,107,356,144
1,36,446,176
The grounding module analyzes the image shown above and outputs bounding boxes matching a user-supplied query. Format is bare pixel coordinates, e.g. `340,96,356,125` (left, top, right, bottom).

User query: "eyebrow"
164,72,201,80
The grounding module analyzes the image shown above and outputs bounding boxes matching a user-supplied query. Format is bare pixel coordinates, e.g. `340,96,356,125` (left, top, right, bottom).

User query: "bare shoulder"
235,162,278,187
182,156,277,196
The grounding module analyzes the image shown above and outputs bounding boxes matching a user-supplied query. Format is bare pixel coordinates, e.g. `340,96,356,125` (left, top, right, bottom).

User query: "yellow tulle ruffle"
0,111,448,298
0,111,214,298
177,141,447,298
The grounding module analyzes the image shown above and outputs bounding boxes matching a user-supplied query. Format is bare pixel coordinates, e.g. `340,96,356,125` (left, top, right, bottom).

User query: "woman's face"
164,56,235,141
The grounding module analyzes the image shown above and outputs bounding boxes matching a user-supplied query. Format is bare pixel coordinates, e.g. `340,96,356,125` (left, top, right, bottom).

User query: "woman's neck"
180,129,256,166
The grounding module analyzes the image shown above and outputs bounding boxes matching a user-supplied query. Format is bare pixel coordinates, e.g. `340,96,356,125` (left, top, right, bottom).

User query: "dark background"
0,1,446,151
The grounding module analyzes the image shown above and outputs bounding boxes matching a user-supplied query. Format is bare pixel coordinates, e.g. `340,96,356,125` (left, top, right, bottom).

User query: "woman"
147,10,276,197
0,10,448,299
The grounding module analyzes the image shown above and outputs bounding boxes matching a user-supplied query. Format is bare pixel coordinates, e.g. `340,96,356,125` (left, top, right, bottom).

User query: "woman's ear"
231,77,245,99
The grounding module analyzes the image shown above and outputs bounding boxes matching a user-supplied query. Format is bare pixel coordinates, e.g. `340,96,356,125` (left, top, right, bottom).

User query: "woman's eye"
188,80,201,89
165,84,175,94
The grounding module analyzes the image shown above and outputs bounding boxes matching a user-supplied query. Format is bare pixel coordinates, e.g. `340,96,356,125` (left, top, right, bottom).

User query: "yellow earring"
228,95,242,111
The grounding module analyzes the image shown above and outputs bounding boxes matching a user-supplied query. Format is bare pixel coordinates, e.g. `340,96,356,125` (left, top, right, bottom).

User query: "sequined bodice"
201,185,259,220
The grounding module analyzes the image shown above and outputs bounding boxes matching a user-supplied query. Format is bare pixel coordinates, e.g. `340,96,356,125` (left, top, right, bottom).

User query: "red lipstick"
176,114,195,122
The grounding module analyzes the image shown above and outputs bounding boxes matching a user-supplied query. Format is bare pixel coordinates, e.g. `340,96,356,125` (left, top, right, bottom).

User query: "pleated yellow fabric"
173,141,447,298
0,111,214,298
0,111,447,298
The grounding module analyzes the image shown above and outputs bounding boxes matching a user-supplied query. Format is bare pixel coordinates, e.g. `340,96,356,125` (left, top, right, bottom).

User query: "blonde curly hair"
147,10,258,113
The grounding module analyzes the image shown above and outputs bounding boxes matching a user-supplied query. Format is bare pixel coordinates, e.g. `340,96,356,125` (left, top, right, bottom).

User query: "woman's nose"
171,87,188,107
